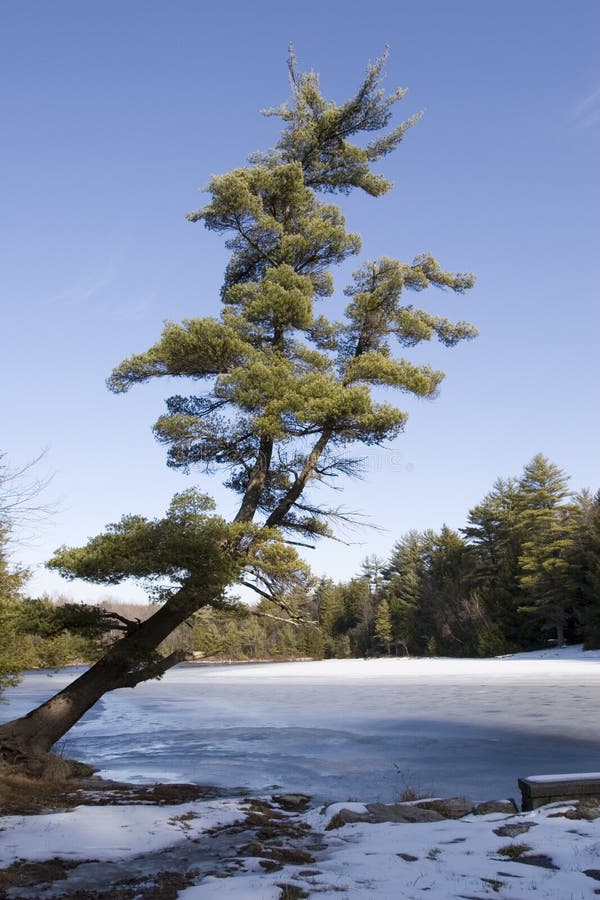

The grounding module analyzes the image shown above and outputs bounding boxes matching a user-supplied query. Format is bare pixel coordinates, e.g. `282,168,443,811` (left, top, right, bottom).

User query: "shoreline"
2,770,600,898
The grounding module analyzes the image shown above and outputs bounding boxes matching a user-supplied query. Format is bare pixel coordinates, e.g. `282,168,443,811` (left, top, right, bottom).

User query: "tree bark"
234,435,273,524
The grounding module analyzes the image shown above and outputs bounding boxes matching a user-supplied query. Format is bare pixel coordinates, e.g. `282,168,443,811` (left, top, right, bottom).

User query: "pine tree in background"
0,523,30,694
317,458,600,658
361,555,386,596
418,526,482,656
0,51,477,759
383,531,424,655
574,491,600,649
516,455,576,645
337,578,375,656
374,597,393,654
462,477,527,651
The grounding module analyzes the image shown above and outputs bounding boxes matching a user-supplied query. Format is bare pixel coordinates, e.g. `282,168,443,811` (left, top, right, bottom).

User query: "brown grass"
0,769,218,817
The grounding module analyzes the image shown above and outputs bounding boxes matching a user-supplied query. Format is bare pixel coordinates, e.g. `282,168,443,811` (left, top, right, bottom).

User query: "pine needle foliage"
53,50,477,613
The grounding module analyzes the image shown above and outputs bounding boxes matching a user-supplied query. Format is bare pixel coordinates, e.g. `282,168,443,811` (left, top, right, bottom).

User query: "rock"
397,853,419,862
515,854,558,870
584,869,600,881
325,808,369,830
366,803,444,823
238,841,265,857
326,800,446,828
271,793,312,811
270,847,315,865
494,822,536,838
578,804,600,821
415,796,475,819
258,859,283,872
548,802,600,821
473,799,518,816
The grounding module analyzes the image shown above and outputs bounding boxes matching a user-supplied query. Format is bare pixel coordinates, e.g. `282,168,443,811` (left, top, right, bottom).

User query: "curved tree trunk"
0,585,208,755
0,418,335,761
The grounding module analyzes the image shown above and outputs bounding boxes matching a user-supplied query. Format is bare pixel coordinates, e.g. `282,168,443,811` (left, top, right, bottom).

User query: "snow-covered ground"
186,802,600,899
2,794,600,898
2,648,600,897
0,800,242,864
500,645,600,661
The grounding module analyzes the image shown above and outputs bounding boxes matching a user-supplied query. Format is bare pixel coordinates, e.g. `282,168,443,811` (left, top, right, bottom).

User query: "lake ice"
3,651,600,803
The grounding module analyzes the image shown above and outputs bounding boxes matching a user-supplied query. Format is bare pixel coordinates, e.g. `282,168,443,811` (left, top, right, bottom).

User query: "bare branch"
100,610,142,634
240,579,275,602
250,609,318,628
265,428,333,528
239,579,303,621
0,450,56,535
283,539,316,549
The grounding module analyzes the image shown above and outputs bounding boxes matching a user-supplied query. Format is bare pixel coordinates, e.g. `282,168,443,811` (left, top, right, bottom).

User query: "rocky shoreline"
2,770,600,898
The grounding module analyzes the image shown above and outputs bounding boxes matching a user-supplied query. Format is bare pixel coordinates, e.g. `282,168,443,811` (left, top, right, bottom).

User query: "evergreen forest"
2,453,599,693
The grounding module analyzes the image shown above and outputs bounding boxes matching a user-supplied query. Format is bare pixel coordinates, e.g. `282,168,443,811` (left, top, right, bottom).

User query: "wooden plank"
519,774,600,811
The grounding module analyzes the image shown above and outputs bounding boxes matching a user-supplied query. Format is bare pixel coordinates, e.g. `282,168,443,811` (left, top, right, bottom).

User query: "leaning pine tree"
0,51,477,764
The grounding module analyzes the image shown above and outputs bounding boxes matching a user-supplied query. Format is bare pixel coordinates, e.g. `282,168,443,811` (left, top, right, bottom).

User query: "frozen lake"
3,652,600,803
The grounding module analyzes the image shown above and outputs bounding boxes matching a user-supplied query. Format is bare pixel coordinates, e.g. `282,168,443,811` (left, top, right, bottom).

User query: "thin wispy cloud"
110,294,155,322
46,261,117,307
572,87,600,130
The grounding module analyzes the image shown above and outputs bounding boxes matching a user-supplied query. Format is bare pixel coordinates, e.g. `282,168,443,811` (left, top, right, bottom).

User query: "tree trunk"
0,584,210,755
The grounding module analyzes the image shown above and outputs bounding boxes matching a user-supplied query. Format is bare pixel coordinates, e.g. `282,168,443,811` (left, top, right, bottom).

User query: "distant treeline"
208,453,599,659
1,454,599,687
315,454,600,657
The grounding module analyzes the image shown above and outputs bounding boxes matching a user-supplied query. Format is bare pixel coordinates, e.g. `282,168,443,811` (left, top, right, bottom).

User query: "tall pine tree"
516,455,576,645
0,52,477,759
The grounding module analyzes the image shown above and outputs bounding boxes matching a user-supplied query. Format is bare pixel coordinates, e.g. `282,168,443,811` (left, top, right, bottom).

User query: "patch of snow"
178,799,600,899
2,791,600,897
173,645,600,681
525,772,600,783
0,800,242,865
498,643,600,661
180,877,281,899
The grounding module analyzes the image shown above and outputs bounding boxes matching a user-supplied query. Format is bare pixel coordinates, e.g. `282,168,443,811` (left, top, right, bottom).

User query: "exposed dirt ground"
0,771,220,817
0,770,317,899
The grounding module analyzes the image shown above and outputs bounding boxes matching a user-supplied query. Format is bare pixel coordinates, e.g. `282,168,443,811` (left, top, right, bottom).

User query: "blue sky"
1,1,598,603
